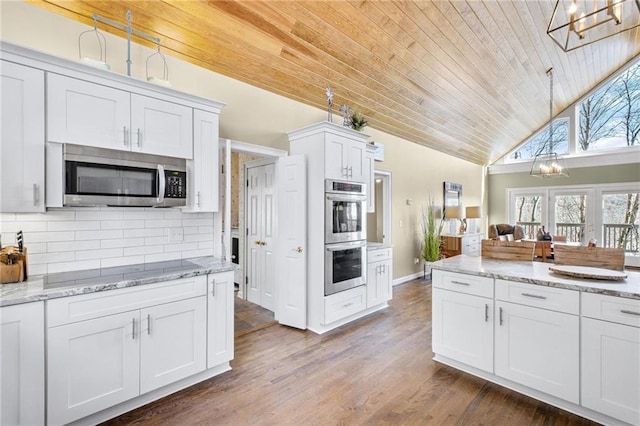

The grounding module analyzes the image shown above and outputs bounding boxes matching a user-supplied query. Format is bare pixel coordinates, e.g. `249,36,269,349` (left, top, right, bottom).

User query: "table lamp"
465,206,481,234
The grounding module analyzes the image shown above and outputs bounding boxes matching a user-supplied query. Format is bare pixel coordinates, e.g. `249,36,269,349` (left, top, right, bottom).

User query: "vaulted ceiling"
29,0,640,165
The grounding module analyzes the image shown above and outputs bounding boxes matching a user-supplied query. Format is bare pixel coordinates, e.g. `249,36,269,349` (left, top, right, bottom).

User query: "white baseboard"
393,271,426,286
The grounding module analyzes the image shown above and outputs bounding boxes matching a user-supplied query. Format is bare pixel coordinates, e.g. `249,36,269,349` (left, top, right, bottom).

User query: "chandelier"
531,68,569,178
547,0,640,52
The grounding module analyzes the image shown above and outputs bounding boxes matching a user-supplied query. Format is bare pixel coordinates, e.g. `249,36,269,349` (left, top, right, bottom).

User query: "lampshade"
547,0,640,52
465,206,481,219
444,206,462,219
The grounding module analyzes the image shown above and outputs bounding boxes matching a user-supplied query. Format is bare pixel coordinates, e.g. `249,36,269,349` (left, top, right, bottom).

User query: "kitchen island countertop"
432,255,640,300
0,257,236,307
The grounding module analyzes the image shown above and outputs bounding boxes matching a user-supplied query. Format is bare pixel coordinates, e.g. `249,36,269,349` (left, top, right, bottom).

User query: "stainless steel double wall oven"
324,179,367,296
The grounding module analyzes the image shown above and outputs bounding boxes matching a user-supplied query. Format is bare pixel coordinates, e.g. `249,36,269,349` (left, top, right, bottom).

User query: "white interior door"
246,162,276,311
276,155,307,329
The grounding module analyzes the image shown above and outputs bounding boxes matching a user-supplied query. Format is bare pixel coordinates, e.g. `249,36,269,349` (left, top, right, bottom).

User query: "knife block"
0,246,28,284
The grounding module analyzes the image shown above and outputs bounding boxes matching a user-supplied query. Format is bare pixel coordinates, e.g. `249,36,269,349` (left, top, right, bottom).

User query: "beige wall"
1,1,484,280
488,163,640,225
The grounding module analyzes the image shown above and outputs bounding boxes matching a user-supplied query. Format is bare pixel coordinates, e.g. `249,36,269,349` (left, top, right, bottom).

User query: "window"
601,192,639,253
509,118,568,160
578,62,640,152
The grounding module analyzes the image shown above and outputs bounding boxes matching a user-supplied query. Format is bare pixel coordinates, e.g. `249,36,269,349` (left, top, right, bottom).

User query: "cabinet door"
495,301,579,404
187,109,219,212
582,317,640,425
325,134,349,180
131,94,193,158
347,139,367,183
47,73,130,150
0,302,45,426
1,61,45,212
140,297,207,394
367,260,391,308
432,288,493,373
47,311,140,425
207,272,234,368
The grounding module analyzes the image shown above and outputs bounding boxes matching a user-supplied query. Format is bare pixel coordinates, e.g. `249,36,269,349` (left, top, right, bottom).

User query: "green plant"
421,197,444,262
349,110,368,131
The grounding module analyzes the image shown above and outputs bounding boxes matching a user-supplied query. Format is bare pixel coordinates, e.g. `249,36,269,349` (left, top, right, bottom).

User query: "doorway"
367,169,392,245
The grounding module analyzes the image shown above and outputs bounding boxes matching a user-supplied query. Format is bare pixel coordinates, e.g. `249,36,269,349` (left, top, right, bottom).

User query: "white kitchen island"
432,255,640,426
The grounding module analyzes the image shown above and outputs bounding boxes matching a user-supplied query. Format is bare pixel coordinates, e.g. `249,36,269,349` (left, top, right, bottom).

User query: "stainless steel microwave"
63,145,187,207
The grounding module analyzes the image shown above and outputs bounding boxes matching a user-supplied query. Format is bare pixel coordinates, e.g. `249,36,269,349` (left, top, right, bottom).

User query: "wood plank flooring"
234,296,276,337
102,280,597,426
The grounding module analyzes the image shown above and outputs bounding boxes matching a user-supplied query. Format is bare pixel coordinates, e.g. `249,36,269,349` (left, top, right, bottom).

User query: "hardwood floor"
102,280,597,426
234,296,276,337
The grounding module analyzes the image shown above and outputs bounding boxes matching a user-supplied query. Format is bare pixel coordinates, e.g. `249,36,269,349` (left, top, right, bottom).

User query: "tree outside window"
602,193,640,253
509,119,568,160
579,62,640,151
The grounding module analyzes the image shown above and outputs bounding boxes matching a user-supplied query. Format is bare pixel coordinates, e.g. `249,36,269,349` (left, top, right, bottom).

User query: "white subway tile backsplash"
101,220,146,230
76,248,123,261
100,238,145,249
47,240,100,253
7,208,215,274
76,230,123,241
48,260,101,274
100,255,145,268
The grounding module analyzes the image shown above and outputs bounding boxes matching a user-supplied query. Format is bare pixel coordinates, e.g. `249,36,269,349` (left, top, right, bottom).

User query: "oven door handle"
326,193,366,202
326,241,367,251
157,165,165,205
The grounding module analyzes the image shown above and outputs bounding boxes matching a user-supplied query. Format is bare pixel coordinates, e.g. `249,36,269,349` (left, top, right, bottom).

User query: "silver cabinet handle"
147,314,151,335
485,304,489,322
343,302,353,308
451,280,470,286
123,126,128,146
621,309,640,316
136,128,142,147
522,293,547,300
349,166,353,177
343,166,349,177
132,318,136,340
499,307,503,326
211,278,216,297
33,184,39,206
196,191,201,208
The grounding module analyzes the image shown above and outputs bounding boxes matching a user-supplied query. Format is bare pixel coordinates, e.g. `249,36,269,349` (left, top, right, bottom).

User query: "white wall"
0,1,485,279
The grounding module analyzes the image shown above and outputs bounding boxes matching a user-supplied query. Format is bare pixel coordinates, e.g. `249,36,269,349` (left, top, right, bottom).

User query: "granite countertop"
0,256,236,307
431,255,640,300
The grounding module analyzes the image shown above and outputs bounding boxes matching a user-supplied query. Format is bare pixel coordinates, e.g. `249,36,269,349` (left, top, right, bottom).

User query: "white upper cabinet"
47,73,131,151
1,61,45,212
185,109,219,212
324,133,367,183
131,94,192,158
47,74,193,159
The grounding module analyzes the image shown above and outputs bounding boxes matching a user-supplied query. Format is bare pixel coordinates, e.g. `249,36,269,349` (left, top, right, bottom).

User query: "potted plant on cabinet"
421,197,444,279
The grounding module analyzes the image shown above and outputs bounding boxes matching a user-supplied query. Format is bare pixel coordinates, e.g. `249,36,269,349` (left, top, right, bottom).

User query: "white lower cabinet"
324,286,367,325
47,311,141,425
367,247,392,308
207,271,234,368
46,276,208,425
432,288,494,373
0,302,45,426
581,293,640,425
494,280,579,404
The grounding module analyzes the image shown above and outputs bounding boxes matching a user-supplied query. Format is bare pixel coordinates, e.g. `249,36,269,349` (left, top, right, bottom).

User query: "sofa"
488,223,525,241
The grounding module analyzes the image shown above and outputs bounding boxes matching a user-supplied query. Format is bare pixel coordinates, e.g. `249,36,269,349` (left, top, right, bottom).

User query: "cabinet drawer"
368,247,391,262
495,279,579,315
432,270,493,298
582,293,640,328
47,276,207,327
324,286,366,325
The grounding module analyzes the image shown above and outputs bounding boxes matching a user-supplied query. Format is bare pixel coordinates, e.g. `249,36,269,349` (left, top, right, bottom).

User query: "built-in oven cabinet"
0,60,45,213
323,285,367,325
47,73,193,159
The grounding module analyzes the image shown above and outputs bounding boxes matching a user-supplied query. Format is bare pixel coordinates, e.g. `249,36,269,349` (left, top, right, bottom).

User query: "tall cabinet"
289,122,387,334
0,61,45,212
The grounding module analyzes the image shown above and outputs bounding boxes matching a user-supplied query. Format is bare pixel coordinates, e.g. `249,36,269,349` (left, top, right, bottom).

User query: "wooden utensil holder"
0,246,28,284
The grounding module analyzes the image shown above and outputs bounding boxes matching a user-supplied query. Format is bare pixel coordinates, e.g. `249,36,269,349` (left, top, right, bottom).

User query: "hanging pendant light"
531,68,569,178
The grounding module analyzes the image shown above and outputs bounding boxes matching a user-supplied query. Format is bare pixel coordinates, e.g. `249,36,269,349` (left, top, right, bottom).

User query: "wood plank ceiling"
29,0,640,165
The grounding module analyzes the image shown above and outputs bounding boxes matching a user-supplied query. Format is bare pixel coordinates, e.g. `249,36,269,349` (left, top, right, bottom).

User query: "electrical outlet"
166,228,184,242
414,257,420,264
